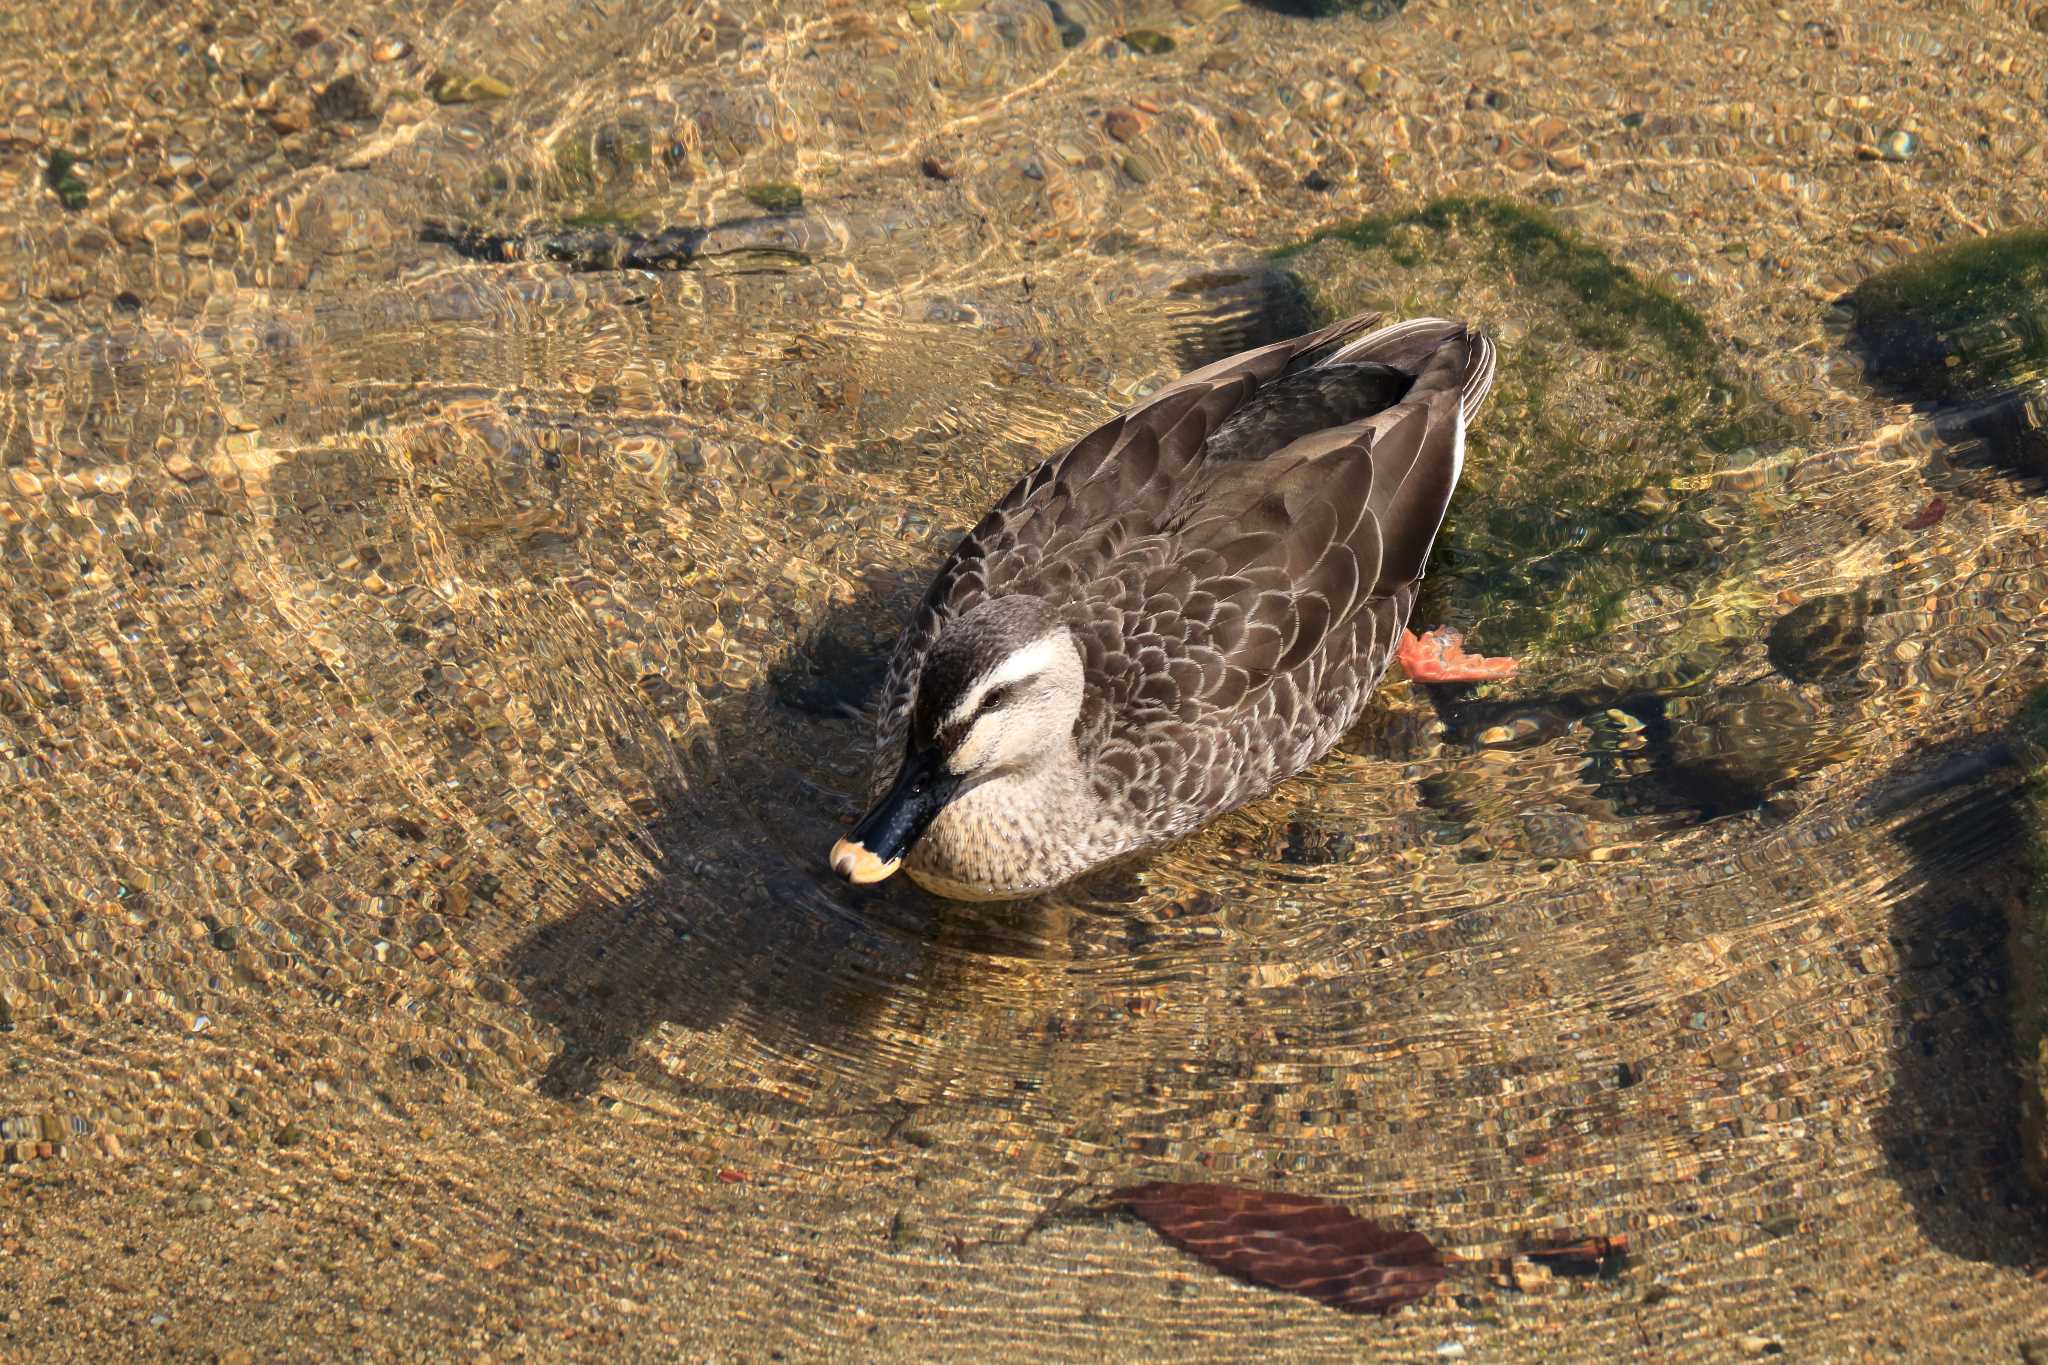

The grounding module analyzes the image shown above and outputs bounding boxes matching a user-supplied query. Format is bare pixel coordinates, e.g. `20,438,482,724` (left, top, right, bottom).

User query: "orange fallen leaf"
1112,1182,1447,1315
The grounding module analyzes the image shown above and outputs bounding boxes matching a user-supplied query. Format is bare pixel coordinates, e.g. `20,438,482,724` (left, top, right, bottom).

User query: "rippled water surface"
5,0,2048,1356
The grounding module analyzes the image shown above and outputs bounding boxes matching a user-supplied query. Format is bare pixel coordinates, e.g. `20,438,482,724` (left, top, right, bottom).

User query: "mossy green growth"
745,182,804,214
1119,29,1176,54
1273,196,1802,664
1843,228,2048,401
46,150,88,211
2014,684,2048,1195
556,208,648,231
427,70,513,104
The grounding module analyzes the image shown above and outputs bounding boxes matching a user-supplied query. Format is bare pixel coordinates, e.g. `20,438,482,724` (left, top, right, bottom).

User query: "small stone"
212,926,240,951
372,37,410,62
2019,1338,2048,1365
427,71,513,104
313,76,377,123
193,1129,218,1151
45,150,88,211
1119,153,1155,185
1103,108,1144,143
1737,1336,1784,1357
1120,29,1175,54
919,155,953,181
1529,115,1570,147
476,1248,512,1272
1547,145,1587,173
1303,168,1333,192
185,1194,215,1214
1878,129,1919,161
745,182,803,213
275,1124,306,1147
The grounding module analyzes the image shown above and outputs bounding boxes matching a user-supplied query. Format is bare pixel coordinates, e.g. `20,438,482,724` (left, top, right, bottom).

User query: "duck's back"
875,313,1496,860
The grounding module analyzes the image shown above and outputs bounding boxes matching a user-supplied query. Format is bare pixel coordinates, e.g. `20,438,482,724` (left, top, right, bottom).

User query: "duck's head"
830,595,1083,886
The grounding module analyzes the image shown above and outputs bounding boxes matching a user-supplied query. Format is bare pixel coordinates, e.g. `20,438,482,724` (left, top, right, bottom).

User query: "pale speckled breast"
902,601,1407,898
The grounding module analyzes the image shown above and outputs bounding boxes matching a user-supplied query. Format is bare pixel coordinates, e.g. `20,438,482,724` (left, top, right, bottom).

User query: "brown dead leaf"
1112,1182,1446,1315
1903,496,1947,529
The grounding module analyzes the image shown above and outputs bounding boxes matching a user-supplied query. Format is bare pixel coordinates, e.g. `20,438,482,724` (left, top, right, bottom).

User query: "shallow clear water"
4,0,2048,1355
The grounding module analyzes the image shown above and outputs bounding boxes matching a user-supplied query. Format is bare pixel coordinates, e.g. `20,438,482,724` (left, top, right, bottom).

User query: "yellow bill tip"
830,837,901,885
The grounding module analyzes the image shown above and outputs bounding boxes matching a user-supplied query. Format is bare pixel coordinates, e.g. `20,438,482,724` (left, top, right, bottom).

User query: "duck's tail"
1324,316,1496,426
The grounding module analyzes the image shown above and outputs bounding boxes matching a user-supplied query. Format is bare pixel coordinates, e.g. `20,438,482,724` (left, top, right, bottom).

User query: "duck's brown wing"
872,311,1386,762
1078,321,1496,764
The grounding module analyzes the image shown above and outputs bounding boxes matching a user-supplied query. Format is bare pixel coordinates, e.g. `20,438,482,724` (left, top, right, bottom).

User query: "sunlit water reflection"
4,0,2048,1353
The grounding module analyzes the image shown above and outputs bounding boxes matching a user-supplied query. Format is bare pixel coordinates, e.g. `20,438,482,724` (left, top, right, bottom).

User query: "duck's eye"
980,683,1017,713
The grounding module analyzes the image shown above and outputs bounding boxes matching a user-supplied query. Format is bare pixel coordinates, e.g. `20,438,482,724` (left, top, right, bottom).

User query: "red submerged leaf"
1113,1181,1447,1315
1902,496,1946,529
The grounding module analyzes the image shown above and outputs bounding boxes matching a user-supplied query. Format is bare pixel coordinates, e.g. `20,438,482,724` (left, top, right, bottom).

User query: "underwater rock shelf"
1273,196,1802,672
1842,227,2048,474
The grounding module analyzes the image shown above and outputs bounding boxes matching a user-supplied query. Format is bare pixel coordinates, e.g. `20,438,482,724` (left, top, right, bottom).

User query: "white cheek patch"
948,715,1002,772
941,635,1063,732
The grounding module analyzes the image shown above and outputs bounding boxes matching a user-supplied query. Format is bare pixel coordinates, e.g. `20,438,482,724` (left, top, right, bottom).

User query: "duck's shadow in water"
504,563,1111,1104
1873,730,2045,1267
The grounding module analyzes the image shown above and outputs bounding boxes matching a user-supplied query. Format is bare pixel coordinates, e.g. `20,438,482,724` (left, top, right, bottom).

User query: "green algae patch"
1274,196,1802,666
1843,228,2048,402
2015,685,2048,1195
46,150,88,211
427,70,514,104
745,182,804,214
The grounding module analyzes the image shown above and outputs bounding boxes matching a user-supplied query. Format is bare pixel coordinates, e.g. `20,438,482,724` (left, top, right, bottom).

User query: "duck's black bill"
830,747,960,884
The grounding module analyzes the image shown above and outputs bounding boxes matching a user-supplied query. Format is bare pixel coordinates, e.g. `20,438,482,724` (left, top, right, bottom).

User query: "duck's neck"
906,745,1098,900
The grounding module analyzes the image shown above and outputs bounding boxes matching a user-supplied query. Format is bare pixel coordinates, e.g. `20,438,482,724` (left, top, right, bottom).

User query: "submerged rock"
1274,197,1802,667
745,181,804,214
427,70,514,104
1767,589,1870,685
1662,680,1851,812
1845,228,2048,401
1842,228,2048,473
46,150,89,211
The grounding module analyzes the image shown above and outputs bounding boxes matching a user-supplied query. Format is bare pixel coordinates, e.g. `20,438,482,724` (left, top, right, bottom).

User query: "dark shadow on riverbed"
502,560,1112,1106
1875,733,2046,1267
504,562,930,1102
